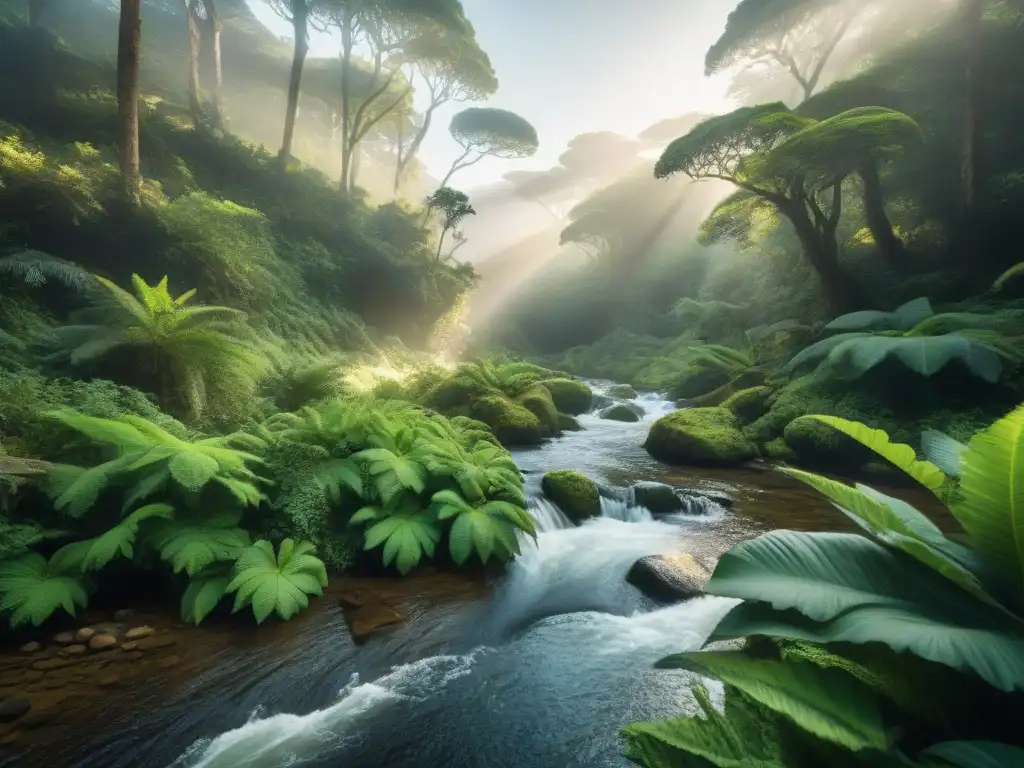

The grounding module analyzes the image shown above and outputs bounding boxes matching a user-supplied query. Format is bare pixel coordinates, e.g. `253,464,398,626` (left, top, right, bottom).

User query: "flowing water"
17,381,941,767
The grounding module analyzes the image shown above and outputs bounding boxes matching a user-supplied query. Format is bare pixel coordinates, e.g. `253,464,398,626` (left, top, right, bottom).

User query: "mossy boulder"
541,378,593,415
668,363,732,401
722,386,772,425
608,384,637,399
423,375,492,411
687,370,767,408
761,437,798,462
557,413,583,431
470,395,544,446
645,408,760,466
516,384,560,436
600,403,641,422
541,470,601,523
783,416,875,469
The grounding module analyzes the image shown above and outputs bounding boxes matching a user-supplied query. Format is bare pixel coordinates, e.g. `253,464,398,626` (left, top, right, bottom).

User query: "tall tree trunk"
278,0,309,167
961,0,985,259
199,0,223,128
782,202,864,315
184,0,202,127
858,162,908,272
28,0,47,25
395,101,438,193
117,0,142,208
351,147,362,188
339,11,353,192
436,228,447,262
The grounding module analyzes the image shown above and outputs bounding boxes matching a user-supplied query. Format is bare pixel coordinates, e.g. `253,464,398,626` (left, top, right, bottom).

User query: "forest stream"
0,381,944,768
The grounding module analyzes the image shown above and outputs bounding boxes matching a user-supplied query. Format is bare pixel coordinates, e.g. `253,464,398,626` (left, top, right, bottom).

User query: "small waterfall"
599,495,653,522
528,497,575,532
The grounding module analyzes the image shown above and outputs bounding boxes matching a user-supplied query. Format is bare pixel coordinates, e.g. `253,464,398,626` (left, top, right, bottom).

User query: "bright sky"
247,0,737,190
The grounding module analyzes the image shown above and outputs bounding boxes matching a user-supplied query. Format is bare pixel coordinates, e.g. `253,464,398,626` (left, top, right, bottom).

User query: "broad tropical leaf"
827,334,1004,382
922,740,1024,768
227,539,328,623
362,505,441,575
0,553,89,627
711,601,1024,693
993,261,1024,291
921,429,967,479
802,416,946,492
784,333,873,374
952,405,1024,597
654,652,888,751
825,297,934,332
315,458,363,505
181,565,232,625
353,447,427,505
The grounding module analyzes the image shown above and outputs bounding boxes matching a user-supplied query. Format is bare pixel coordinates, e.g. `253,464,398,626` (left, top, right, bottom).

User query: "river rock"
75,627,96,642
63,644,88,655
124,626,155,641
53,631,75,645
0,697,30,723
121,642,138,651
345,604,404,643
627,554,712,603
630,482,733,515
19,642,41,654
644,408,759,466
541,470,601,523
89,635,118,651
600,404,640,423
608,384,637,399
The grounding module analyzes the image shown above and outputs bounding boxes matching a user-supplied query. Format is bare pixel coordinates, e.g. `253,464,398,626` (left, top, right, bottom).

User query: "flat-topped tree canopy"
406,20,497,101
449,107,539,158
654,102,811,182
705,0,832,75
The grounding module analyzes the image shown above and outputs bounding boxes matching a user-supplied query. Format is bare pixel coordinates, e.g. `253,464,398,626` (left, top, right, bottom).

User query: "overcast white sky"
247,0,737,189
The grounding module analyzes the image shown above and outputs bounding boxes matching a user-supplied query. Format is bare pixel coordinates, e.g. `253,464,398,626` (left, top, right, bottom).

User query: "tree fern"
0,552,90,628
431,489,531,564
0,250,98,290
53,503,174,572
227,539,328,623
351,494,441,575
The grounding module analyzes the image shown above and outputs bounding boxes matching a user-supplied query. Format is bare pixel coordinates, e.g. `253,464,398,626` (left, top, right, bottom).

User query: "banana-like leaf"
825,297,933,332
784,333,873,374
711,601,1024,693
952,405,1024,597
827,334,1003,383
653,652,887,751
993,261,1024,291
802,416,946,492
922,740,1024,768
921,429,967,479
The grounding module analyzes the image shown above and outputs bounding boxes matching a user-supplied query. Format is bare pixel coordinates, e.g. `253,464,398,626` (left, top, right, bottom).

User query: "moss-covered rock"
470,395,544,446
783,416,875,468
541,470,601,523
600,403,641,422
541,378,593,415
557,413,583,431
722,386,772,424
644,408,760,466
761,437,798,462
423,375,493,412
668,363,733,401
608,384,637,399
516,384,560,436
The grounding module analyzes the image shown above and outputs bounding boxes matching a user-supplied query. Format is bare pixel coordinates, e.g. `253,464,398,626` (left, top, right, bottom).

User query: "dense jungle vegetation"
1,0,1024,765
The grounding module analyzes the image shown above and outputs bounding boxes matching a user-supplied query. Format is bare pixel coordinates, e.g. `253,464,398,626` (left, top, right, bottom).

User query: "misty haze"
1,0,1023,766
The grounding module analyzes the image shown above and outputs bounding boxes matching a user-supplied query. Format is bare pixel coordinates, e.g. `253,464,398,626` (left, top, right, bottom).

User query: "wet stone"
62,644,88,656
124,626,154,641
0,697,31,723
88,635,118,652
19,642,41,654
31,658,73,671
53,632,75,645
134,634,176,651
75,627,96,642
120,642,138,652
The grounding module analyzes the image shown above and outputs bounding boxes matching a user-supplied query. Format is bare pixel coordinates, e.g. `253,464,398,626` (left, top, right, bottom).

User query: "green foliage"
626,405,1024,767
226,539,328,624
49,273,267,423
541,470,600,523
0,551,89,628
449,108,539,159
825,297,934,332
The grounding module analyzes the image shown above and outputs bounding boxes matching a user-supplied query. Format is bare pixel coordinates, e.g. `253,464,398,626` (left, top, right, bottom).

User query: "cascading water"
527,496,575,532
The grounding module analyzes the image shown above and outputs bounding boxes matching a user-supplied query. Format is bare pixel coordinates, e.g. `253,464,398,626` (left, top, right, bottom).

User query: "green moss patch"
541,470,601,523
645,408,760,466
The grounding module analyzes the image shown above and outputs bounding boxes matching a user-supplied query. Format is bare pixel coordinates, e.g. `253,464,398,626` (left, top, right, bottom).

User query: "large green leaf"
711,602,1024,693
922,741,1024,768
784,333,873,374
363,508,441,575
801,417,946,492
827,335,1003,383
148,517,251,575
779,471,1005,613
921,429,967,479
653,652,887,751
353,447,427,505
952,405,1024,598
181,565,232,625
622,684,787,768
227,539,328,624
825,297,933,333
0,552,90,628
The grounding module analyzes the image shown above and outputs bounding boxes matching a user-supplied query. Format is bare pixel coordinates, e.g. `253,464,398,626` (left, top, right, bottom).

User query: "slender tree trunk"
351,147,362,188
184,0,202,127
782,202,863,315
395,100,438,193
199,0,223,128
117,0,142,208
339,12,354,191
278,0,309,167
858,162,908,272
28,0,47,25
436,228,447,261
961,0,985,258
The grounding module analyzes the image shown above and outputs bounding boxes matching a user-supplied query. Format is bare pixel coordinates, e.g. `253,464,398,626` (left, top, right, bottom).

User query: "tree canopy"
439,107,538,186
